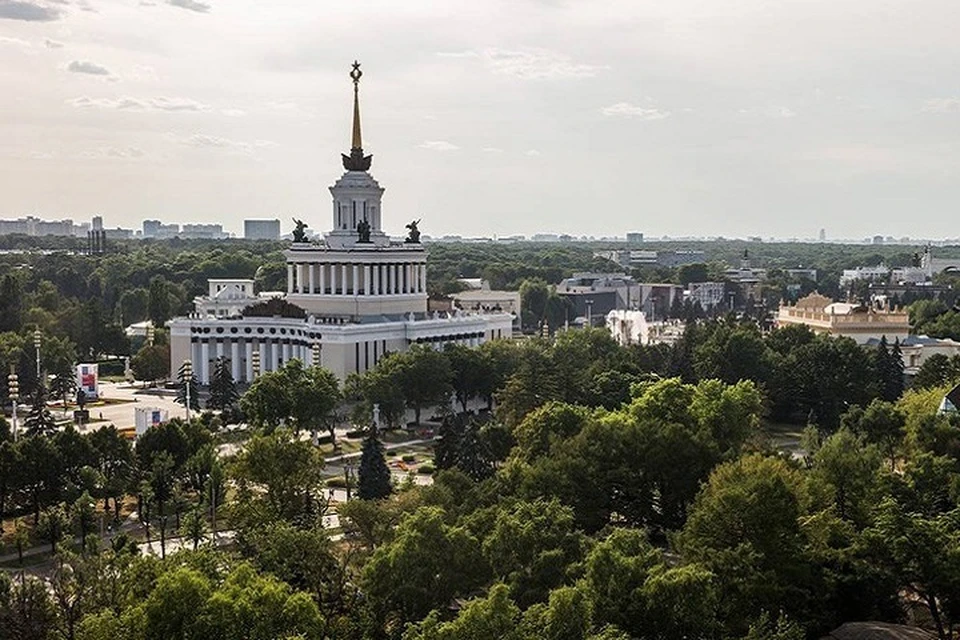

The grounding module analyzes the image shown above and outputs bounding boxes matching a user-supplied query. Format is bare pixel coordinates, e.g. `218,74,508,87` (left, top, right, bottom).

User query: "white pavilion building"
168,62,513,384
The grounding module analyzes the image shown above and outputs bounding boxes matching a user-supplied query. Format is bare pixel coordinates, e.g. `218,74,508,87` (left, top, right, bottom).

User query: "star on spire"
342,60,372,171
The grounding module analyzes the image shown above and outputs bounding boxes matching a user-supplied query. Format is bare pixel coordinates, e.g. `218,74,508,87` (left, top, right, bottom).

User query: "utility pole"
7,367,18,442
182,360,193,422
33,329,41,381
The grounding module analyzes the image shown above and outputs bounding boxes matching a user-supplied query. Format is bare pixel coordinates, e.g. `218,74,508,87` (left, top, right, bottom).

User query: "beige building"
168,63,512,383
776,293,909,345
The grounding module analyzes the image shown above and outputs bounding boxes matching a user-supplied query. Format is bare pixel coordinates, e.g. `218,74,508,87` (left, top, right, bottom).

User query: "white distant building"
840,265,891,286
606,310,685,347
686,282,726,311
192,279,284,318
168,63,512,383
776,293,910,345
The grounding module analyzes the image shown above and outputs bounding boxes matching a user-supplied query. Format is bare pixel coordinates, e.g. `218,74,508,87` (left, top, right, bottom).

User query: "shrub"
402,454,416,463
417,464,434,475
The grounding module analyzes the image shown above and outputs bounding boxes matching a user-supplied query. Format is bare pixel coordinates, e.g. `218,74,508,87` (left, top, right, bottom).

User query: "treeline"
3,325,960,638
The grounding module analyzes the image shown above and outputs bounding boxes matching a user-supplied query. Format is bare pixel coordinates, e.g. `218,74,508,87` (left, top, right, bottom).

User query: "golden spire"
342,60,372,171
350,60,363,151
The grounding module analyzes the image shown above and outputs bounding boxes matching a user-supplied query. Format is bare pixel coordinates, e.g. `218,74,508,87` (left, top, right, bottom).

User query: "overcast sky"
2,0,959,240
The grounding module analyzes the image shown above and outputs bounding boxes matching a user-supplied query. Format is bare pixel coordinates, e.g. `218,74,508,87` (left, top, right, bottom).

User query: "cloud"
0,35,32,48
44,38,63,48
180,134,274,154
0,0,61,21
921,98,960,113
481,147,503,153
68,60,111,76
81,146,146,159
418,140,459,151
600,102,670,120
68,95,212,112
438,48,606,80
739,105,797,119
168,0,209,13
221,108,245,117
525,149,541,157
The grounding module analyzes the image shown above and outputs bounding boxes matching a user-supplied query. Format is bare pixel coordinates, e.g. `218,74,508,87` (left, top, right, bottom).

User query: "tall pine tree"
207,357,239,410
25,378,56,437
875,336,905,402
358,429,392,500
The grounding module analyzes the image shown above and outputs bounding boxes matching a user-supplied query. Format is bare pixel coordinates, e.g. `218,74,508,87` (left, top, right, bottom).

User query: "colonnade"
188,337,317,384
286,261,427,296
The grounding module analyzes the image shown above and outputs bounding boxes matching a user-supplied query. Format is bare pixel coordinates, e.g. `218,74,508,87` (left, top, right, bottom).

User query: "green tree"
445,343,494,413
363,506,488,626
37,504,68,554
180,508,208,551
240,360,340,435
405,583,521,640
89,426,134,522
679,454,809,634
231,429,326,523
358,429,392,500
809,428,881,525
206,357,239,411
385,345,453,425
482,499,582,607
24,379,56,437
130,344,170,386
147,276,172,328
0,274,24,333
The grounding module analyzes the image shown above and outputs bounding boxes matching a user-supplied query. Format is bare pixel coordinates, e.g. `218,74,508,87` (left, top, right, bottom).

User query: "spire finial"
342,60,372,171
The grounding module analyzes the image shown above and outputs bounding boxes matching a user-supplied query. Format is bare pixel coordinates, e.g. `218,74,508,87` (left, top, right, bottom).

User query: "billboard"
76,363,99,400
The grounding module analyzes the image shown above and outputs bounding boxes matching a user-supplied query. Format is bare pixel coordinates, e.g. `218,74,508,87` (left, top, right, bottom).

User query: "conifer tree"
358,429,392,500
25,377,57,436
207,357,239,410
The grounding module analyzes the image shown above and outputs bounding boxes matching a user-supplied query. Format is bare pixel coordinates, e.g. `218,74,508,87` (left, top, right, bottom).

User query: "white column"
231,341,240,380
372,265,379,295
341,264,348,296
200,341,210,384
406,264,412,294
352,264,359,296
309,263,315,294
319,263,326,294
388,264,395,294
272,340,281,371
287,264,294,293
331,263,338,295
420,262,427,292
283,341,291,363
191,342,201,375
245,341,253,383
215,340,224,363
364,264,371,295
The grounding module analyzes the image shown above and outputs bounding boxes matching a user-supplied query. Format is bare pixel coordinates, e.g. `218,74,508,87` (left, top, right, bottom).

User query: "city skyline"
2,0,960,239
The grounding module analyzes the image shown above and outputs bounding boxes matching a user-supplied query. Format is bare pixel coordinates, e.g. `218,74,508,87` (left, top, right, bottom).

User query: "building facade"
244,219,281,240
776,293,910,345
168,63,513,383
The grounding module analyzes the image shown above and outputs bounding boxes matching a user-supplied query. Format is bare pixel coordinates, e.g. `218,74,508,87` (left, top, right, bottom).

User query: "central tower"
284,62,428,319
326,61,390,250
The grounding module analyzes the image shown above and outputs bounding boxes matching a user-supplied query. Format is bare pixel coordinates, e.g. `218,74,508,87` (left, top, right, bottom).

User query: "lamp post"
182,360,193,422
251,348,261,379
33,329,41,380
312,342,321,368
7,367,18,442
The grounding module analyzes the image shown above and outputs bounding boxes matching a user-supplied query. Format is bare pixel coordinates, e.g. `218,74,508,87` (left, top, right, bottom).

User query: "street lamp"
7,366,18,442
33,329,41,380
182,359,193,422
311,342,321,368
344,461,355,501
251,348,261,379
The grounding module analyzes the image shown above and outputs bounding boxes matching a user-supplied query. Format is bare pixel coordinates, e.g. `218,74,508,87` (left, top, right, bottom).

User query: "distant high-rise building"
92,216,103,232
182,223,225,239
819,228,826,242
626,232,644,244
244,219,281,240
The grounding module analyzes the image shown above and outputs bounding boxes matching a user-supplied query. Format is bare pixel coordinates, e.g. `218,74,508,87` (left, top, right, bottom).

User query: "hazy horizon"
3,0,960,240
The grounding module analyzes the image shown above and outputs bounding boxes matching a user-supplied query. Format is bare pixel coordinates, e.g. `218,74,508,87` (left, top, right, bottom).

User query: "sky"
2,0,960,240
